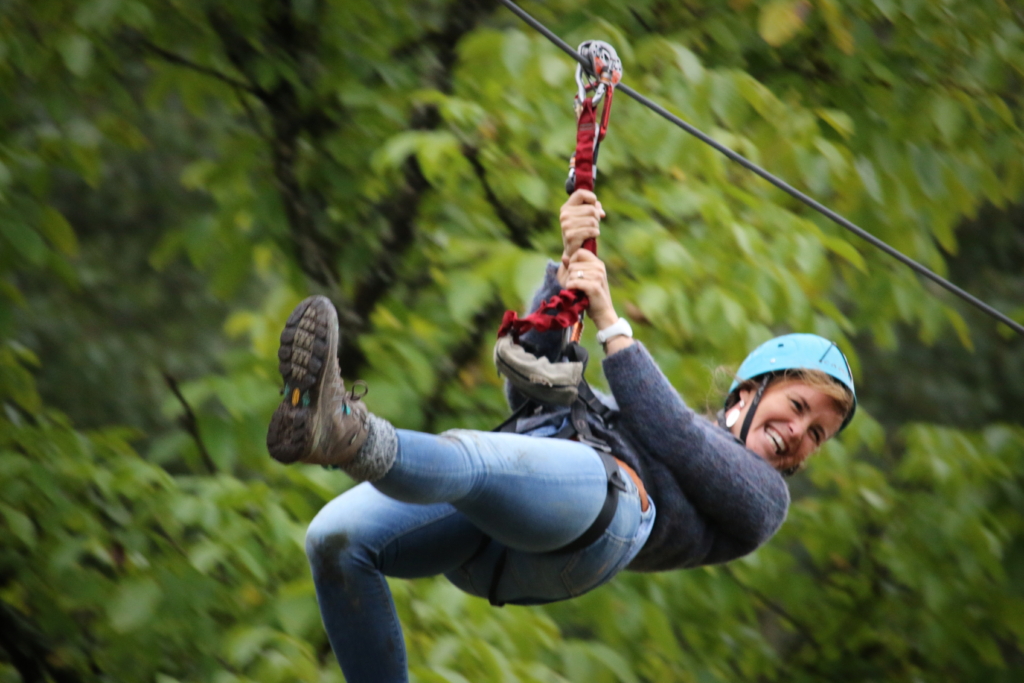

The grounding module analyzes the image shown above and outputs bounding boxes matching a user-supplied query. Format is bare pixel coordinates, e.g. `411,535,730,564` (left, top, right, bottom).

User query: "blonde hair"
728,368,854,424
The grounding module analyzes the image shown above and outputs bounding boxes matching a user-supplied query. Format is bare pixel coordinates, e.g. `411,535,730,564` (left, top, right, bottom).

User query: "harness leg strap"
485,450,627,607
553,450,627,554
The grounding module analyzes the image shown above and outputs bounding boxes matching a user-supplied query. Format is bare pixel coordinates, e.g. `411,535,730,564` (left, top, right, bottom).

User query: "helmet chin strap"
738,376,771,445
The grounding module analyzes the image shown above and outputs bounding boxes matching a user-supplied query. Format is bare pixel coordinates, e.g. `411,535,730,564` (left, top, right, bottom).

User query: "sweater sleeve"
504,261,569,410
602,342,790,562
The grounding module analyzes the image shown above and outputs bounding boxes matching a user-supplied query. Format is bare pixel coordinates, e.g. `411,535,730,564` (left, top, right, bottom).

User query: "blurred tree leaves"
1,0,1023,681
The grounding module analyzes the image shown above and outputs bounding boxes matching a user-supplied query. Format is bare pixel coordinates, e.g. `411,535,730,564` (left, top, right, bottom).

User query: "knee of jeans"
305,508,366,578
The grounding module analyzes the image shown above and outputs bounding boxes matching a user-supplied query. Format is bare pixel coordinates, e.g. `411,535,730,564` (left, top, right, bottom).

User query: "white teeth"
766,426,785,455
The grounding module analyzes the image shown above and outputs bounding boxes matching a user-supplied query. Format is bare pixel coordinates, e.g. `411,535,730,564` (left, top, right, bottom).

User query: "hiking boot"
267,295,370,466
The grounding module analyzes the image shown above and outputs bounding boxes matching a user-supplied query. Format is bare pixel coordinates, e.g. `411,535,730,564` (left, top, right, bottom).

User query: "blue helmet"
728,333,857,432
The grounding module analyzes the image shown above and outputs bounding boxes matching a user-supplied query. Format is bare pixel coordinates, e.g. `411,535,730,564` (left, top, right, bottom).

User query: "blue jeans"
305,429,655,683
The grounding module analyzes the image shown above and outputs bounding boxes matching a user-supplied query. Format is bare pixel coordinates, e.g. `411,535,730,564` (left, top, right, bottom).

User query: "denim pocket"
559,531,630,597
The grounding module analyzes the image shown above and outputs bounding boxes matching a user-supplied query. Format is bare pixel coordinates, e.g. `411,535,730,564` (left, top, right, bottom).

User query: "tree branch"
463,146,538,249
721,566,824,655
163,373,216,474
234,89,270,142
336,155,431,375
127,34,259,94
205,7,341,288
630,8,655,33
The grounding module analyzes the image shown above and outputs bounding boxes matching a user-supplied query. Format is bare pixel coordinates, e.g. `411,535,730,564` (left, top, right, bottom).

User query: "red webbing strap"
567,96,600,340
573,98,598,193
497,289,589,339
498,95,602,340
573,98,599,258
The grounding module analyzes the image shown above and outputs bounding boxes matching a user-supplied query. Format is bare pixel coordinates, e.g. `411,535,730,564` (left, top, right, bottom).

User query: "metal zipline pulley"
565,40,623,199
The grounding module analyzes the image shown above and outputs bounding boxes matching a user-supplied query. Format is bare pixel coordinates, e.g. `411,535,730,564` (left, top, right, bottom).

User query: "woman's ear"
736,386,753,407
726,386,751,410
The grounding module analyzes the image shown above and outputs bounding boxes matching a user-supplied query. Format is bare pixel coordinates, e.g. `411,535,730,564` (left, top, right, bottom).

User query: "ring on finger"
575,270,585,279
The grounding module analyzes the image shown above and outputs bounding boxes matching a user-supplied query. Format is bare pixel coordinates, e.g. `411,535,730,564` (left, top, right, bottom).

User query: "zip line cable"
496,0,1024,338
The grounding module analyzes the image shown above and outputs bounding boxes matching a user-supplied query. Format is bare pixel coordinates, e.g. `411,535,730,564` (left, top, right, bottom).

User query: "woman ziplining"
262,35,860,683
265,195,856,681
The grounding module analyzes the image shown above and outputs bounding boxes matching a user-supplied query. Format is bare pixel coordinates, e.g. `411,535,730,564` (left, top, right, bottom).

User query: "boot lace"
347,380,368,402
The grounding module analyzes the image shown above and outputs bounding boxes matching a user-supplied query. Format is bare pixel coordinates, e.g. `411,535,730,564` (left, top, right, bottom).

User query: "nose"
786,416,814,451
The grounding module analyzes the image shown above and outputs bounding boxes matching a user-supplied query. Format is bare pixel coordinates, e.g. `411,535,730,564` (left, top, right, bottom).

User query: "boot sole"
267,296,340,463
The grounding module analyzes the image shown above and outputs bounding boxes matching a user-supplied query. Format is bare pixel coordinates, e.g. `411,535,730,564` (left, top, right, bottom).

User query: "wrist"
603,335,634,356
596,317,632,345
591,312,619,331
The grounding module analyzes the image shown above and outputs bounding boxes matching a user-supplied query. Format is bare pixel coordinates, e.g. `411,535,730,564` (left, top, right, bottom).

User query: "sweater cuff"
602,340,652,382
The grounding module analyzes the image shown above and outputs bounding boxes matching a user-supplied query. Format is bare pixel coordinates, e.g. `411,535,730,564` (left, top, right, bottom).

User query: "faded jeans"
305,428,655,683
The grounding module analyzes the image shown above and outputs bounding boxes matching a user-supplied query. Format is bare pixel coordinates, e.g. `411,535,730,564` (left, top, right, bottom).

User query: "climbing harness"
486,342,630,607
496,0,1024,339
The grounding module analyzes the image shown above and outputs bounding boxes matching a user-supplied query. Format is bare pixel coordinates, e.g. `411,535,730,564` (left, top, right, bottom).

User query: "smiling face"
729,378,846,472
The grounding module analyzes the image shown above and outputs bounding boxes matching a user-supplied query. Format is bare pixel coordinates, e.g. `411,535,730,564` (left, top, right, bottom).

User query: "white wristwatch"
596,317,633,345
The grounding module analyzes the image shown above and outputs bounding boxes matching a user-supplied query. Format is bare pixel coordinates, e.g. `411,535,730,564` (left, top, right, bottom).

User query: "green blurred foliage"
1,0,1022,681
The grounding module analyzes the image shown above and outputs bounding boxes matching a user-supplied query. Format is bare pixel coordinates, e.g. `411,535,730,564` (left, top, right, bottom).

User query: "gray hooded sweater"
509,263,790,573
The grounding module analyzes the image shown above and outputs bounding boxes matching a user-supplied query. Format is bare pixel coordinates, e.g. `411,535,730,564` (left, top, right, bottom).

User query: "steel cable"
496,0,1024,338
